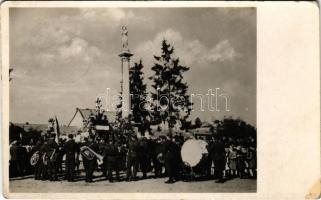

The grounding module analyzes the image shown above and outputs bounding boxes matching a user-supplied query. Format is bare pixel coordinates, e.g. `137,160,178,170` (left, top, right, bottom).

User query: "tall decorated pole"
119,26,133,118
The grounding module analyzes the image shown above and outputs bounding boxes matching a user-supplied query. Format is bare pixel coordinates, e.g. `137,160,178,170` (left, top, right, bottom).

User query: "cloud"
134,29,240,67
79,8,134,23
206,40,240,62
14,8,146,72
59,37,102,62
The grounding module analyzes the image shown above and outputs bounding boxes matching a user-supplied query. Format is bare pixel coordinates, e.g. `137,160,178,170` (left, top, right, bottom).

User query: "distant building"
12,122,79,136
67,108,116,128
150,120,182,132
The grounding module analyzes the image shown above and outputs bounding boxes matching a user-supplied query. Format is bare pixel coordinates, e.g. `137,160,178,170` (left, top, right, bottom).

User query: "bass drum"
181,139,208,168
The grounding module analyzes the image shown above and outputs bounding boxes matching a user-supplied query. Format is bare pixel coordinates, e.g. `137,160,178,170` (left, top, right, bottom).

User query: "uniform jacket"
127,139,139,157
63,139,80,160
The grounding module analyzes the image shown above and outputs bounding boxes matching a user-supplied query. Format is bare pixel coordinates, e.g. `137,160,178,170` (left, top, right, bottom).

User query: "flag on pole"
54,116,60,143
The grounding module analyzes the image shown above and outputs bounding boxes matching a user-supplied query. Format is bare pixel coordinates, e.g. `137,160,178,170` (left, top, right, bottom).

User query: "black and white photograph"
7,6,257,193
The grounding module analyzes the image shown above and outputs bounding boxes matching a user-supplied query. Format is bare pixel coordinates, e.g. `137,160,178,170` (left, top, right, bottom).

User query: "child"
228,144,238,178
236,144,246,178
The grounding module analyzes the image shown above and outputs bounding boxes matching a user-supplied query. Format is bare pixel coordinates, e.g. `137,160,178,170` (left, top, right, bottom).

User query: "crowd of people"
10,128,256,184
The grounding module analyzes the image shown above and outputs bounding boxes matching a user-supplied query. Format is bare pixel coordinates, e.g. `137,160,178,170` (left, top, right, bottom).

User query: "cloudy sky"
10,7,256,126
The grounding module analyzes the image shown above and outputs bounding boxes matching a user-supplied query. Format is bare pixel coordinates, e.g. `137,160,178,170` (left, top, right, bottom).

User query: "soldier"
97,138,107,178
63,134,80,182
208,135,226,183
163,136,182,184
40,138,49,180
46,134,59,181
103,139,120,182
56,138,65,174
10,140,23,177
126,134,139,182
32,138,44,180
137,137,150,179
152,136,166,178
81,137,90,180
83,136,100,183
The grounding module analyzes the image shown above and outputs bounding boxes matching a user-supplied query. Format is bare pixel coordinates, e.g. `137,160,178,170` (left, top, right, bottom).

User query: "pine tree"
149,40,192,134
130,60,148,131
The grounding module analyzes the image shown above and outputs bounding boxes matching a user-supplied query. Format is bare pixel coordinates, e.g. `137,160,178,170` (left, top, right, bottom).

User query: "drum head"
181,139,208,167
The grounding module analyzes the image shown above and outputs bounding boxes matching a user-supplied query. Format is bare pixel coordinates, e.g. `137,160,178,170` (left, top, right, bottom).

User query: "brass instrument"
30,151,40,166
80,146,104,165
42,153,49,166
42,149,57,166
157,153,165,164
50,149,57,162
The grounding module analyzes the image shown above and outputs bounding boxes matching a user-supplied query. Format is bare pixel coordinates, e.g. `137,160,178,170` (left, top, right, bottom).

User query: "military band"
11,128,256,185
8,111,256,185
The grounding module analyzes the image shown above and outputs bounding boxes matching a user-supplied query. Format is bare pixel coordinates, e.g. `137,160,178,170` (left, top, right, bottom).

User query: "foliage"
129,60,149,131
149,40,193,132
213,117,256,140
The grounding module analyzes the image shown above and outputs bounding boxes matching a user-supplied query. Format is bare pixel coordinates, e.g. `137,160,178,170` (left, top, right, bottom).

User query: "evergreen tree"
129,60,148,132
149,40,192,134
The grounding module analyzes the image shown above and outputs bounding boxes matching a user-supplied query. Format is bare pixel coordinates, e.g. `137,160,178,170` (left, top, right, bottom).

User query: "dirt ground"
10,172,256,193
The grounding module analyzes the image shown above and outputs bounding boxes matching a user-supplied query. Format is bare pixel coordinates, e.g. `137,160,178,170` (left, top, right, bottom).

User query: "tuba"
30,151,40,166
80,146,104,165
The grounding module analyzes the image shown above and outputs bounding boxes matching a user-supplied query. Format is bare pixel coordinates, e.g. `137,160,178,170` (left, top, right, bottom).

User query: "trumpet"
80,146,104,165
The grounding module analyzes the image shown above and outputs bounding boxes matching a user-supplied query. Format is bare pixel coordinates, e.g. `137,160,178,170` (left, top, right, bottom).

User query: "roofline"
67,107,81,127
67,108,117,127
77,108,86,119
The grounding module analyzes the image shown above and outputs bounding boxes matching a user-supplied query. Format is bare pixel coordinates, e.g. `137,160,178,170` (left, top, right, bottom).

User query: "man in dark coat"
126,135,139,181
81,137,90,180
208,136,226,183
63,134,80,182
82,136,99,183
103,139,120,182
10,140,24,177
56,138,65,174
40,139,49,180
32,138,44,180
46,134,59,181
137,137,150,179
152,137,165,178
163,136,182,184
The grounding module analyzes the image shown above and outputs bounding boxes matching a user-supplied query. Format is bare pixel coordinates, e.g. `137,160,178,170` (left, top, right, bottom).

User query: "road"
10,172,256,193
